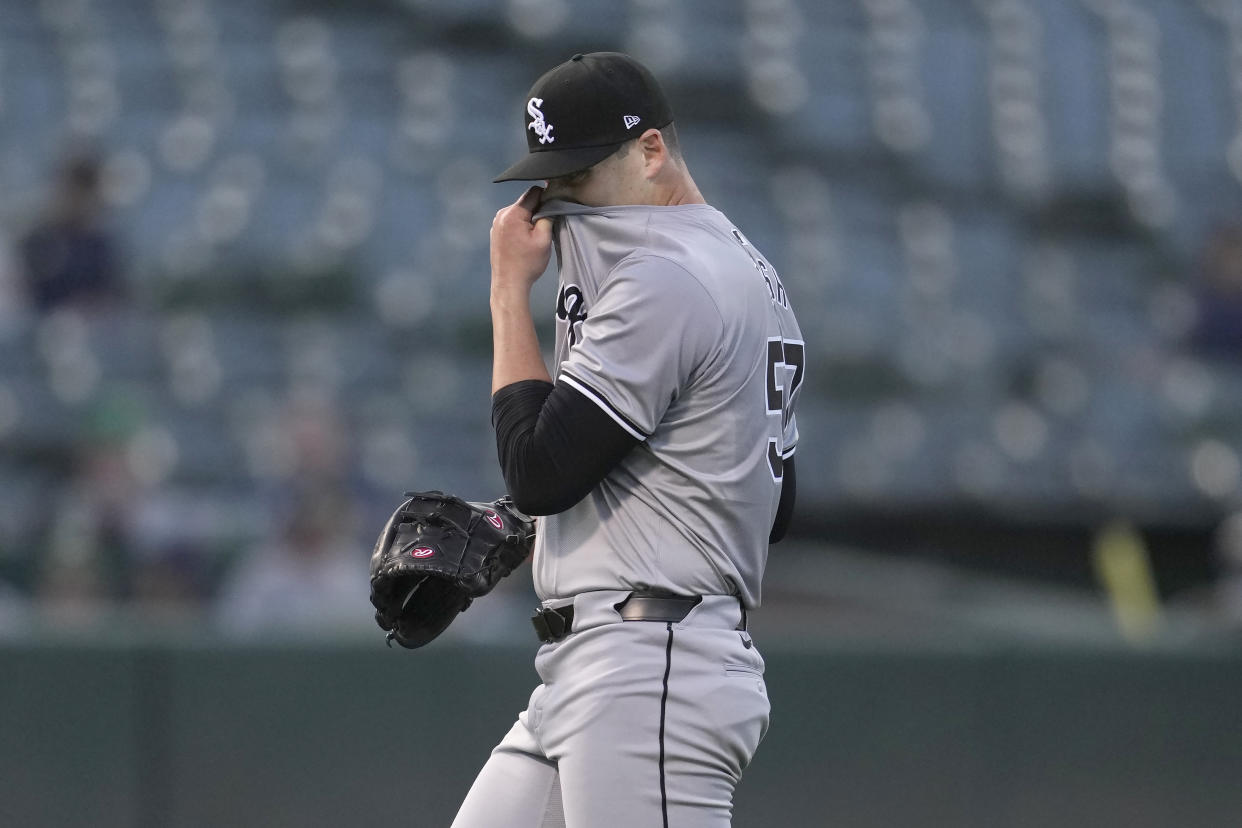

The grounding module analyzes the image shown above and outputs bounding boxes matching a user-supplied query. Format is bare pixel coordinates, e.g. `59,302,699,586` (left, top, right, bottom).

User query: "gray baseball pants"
451,591,769,827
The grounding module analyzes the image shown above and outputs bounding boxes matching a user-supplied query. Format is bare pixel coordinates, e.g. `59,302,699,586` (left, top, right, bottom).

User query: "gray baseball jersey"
532,200,805,610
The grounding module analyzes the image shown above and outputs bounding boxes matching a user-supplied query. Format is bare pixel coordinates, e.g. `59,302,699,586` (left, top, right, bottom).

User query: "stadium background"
1,0,1241,826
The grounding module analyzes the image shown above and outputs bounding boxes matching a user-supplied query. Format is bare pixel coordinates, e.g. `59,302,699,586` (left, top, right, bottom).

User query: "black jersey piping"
558,371,649,440
659,622,674,828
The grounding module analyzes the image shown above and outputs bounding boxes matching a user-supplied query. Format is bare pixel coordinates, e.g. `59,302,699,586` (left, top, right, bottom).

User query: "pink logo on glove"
409,547,435,558
485,511,503,530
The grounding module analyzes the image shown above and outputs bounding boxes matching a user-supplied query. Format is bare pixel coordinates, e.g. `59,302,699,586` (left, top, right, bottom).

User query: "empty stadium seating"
1,0,1240,597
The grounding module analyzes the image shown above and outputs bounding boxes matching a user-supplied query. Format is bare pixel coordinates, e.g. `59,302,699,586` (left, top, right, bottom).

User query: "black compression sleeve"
769,456,796,544
492,379,641,516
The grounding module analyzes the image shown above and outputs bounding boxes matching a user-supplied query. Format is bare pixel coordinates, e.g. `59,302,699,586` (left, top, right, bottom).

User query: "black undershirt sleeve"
492,379,640,516
769,456,796,544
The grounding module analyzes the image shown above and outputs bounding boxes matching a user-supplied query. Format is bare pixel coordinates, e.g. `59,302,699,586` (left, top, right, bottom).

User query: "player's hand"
490,186,553,297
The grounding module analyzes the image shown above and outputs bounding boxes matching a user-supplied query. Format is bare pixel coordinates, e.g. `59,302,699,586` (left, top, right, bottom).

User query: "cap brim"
493,143,623,183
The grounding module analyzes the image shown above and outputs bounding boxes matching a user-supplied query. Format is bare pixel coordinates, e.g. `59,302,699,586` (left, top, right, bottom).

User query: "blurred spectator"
285,392,352,486
35,544,110,627
1191,223,1242,358
18,151,125,313
213,484,370,637
254,389,392,546
34,397,147,623
130,540,212,622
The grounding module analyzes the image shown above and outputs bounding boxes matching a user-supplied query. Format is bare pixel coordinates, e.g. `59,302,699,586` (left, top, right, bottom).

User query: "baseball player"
453,52,804,827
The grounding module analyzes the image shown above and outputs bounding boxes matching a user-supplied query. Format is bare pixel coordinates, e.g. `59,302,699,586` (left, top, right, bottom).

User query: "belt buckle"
530,607,570,643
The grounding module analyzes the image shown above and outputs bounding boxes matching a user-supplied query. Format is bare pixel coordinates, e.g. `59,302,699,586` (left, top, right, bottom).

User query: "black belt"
530,593,747,644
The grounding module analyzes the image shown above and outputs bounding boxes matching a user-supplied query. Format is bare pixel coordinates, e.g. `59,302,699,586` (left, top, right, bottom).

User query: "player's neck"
650,172,706,207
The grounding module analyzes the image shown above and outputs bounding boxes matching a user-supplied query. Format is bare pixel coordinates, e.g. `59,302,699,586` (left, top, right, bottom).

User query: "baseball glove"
369,490,535,649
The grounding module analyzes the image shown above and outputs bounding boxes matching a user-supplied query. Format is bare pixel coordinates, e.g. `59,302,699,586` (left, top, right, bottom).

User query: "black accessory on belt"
530,604,574,643
530,592,746,644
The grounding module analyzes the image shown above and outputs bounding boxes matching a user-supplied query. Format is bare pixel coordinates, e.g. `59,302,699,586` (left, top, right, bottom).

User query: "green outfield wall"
2,639,1240,828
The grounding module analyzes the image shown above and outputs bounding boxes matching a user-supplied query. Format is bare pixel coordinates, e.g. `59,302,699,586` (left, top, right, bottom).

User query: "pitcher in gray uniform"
453,52,804,828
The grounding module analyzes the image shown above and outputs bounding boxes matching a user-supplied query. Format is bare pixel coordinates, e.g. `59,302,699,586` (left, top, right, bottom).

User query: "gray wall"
3,639,1240,828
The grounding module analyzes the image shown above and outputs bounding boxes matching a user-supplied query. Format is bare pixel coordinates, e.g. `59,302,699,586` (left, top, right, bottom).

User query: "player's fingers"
515,185,545,216
531,216,553,244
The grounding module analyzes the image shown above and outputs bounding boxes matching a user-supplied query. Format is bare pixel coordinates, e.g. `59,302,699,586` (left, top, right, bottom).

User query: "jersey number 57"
765,337,805,482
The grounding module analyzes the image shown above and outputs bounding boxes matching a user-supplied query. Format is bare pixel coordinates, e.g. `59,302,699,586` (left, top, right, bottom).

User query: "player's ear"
638,129,668,179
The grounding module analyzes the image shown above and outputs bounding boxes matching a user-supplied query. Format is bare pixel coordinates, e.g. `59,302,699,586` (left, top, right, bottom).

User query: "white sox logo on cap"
527,97,555,145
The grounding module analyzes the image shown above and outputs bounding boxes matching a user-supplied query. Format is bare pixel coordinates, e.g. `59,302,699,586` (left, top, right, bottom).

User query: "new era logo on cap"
494,52,675,182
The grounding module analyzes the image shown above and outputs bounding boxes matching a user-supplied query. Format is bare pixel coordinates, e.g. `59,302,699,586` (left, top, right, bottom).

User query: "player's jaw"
542,168,592,204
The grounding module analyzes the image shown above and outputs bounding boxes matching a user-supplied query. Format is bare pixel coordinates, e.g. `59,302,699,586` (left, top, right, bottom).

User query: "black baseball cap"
493,52,674,183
